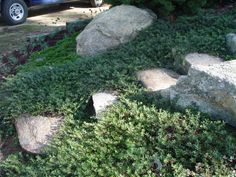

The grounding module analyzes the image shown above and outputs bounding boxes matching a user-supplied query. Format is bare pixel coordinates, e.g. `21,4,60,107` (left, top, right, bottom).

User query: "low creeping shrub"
105,0,235,15
0,100,236,176
0,6,236,176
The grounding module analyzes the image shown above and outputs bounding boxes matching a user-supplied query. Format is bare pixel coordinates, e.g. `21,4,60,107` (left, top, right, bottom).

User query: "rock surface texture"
167,60,236,127
76,5,156,56
137,68,180,91
15,115,63,154
92,92,118,117
179,53,223,74
226,33,236,55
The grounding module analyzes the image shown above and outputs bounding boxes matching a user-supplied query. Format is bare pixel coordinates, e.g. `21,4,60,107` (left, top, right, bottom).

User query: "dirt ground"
0,1,110,54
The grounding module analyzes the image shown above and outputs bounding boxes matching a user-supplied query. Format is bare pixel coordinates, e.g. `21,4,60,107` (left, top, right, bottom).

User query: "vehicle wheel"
1,0,28,25
90,0,103,7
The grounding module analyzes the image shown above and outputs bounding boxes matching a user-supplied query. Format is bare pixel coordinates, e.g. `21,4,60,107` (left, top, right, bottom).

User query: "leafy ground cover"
0,29,79,83
0,7,236,176
106,0,235,15
18,32,79,72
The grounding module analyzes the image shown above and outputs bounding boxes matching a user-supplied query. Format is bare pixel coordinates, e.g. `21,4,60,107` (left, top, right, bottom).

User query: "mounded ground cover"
0,7,236,176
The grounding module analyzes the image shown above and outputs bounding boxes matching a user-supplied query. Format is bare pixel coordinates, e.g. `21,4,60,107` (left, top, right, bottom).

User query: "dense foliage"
0,7,236,176
1,101,236,176
105,0,234,14
18,32,79,72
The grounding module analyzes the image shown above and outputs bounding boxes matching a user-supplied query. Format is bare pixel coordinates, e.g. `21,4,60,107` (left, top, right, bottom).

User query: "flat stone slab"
15,115,63,154
92,92,118,117
182,53,223,73
137,68,180,91
168,60,236,127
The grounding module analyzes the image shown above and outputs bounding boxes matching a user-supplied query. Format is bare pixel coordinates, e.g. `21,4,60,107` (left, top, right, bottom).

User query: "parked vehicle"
0,0,103,25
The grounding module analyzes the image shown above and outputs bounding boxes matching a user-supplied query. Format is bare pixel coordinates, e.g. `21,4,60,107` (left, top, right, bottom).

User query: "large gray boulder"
76,5,156,56
166,60,236,127
15,115,63,154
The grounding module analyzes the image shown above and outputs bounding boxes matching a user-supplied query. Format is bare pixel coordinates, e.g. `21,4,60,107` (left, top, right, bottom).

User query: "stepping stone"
15,115,63,154
92,92,118,117
181,53,223,74
137,68,180,91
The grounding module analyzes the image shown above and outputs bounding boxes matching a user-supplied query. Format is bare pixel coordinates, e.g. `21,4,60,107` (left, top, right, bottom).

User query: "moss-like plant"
0,6,236,176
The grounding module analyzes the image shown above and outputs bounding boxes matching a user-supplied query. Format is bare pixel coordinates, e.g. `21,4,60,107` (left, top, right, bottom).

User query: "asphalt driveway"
0,1,109,54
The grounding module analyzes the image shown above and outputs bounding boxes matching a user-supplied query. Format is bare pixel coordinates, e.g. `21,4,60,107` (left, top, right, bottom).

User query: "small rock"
92,92,118,117
176,53,223,74
153,159,162,172
137,68,180,92
15,115,63,154
226,33,236,55
36,57,45,62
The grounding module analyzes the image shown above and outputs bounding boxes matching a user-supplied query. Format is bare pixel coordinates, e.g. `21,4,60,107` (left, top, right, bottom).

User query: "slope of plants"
18,32,80,72
0,7,236,176
105,0,235,14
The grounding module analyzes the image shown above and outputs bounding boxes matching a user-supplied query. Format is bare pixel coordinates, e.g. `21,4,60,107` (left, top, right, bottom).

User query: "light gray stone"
166,60,236,127
92,92,118,117
76,5,156,56
175,53,223,74
226,33,236,55
137,68,180,92
15,115,63,154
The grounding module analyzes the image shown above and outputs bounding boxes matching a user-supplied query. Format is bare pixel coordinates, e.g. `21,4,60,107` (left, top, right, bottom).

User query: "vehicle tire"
90,0,103,7
1,0,28,25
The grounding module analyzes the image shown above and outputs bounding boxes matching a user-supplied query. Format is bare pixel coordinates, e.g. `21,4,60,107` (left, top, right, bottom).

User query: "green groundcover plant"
105,0,234,14
0,6,236,176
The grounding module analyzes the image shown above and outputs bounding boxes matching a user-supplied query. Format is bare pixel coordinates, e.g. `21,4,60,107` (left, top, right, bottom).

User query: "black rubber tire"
90,0,103,7
1,0,28,25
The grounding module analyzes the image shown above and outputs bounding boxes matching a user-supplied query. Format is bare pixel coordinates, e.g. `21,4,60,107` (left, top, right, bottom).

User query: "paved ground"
0,2,110,54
